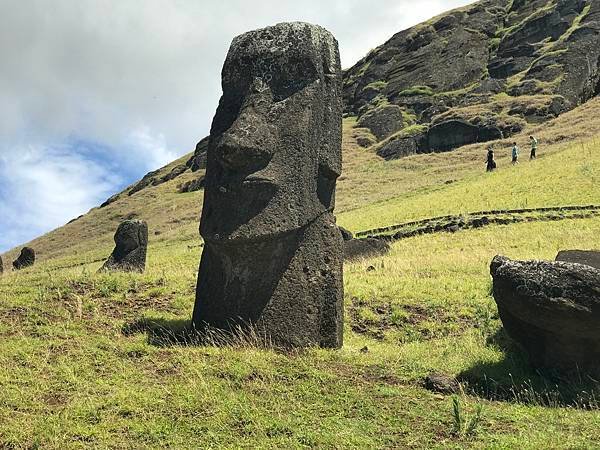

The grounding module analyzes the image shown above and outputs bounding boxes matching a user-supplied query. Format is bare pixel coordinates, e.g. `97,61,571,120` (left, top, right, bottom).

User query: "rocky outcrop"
192,22,344,349
356,105,404,140
427,120,503,152
100,220,148,272
490,255,600,376
376,134,426,160
186,137,209,172
343,0,600,156
556,249,600,270
178,176,205,193
12,247,35,270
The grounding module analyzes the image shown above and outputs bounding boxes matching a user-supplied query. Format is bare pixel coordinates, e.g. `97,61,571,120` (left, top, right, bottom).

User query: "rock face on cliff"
344,0,600,158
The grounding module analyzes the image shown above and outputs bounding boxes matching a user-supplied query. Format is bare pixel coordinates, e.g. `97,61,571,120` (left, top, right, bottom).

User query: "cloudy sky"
0,0,474,252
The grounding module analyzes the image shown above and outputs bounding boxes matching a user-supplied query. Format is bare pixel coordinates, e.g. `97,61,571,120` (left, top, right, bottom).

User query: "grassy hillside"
1,96,600,447
3,97,600,266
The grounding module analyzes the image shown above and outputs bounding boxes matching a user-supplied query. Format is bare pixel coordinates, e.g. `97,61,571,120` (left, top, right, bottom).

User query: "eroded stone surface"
424,372,460,394
192,22,344,349
356,105,404,141
101,220,148,272
490,255,600,375
556,250,600,270
12,247,35,270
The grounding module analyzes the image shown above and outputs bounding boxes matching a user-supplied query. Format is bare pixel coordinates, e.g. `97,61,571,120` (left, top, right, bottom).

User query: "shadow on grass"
122,316,280,350
122,317,197,347
459,329,600,409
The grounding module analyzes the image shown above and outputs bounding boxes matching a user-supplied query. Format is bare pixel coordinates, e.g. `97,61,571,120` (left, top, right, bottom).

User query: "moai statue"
192,22,344,348
13,247,35,270
0,256,4,274
100,220,148,272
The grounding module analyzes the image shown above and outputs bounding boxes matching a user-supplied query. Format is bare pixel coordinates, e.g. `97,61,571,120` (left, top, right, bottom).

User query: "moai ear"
317,32,342,211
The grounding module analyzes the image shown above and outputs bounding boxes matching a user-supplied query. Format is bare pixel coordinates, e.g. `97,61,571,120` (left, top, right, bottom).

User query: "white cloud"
0,0,475,251
0,145,123,251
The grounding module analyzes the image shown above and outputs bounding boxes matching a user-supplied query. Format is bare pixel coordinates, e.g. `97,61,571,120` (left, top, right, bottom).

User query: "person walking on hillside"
511,142,520,165
529,135,538,160
486,145,497,172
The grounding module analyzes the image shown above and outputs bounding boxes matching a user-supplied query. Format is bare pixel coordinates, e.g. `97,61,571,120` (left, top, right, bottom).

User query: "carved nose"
217,113,273,171
219,139,266,171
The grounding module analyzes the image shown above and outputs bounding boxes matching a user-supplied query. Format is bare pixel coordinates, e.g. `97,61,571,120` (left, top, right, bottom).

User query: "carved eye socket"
252,57,320,102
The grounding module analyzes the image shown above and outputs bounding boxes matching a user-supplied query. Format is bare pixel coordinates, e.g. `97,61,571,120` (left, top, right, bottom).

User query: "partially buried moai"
13,247,35,270
100,220,148,272
192,22,344,348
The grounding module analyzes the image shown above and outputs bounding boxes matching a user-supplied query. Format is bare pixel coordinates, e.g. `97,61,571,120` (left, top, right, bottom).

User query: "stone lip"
12,247,35,270
490,255,600,375
101,220,148,273
556,249,600,270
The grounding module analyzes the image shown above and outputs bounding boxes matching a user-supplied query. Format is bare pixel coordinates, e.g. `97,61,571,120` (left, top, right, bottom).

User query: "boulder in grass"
556,250,600,270
490,255,600,376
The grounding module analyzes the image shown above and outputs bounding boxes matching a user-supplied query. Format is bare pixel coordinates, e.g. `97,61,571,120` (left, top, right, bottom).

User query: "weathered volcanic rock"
376,134,427,160
101,220,148,272
178,176,205,193
345,238,390,261
356,105,404,141
339,226,354,241
424,372,460,394
186,136,209,172
192,22,344,349
343,0,600,154
12,247,35,270
556,250,600,270
490,255,600,375
427,120,503,152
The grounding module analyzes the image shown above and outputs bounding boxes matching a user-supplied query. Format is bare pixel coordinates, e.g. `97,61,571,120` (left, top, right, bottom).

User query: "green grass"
2,214,600,447
2,89,600,449
339,137,600,232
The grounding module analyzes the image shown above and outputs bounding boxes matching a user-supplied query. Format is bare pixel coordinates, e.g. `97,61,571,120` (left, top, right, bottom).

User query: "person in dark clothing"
512,142,520,165
486,146,497,172
529,135,538,160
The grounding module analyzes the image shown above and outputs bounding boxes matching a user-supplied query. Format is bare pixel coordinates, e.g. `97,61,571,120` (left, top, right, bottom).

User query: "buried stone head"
192,22,344,349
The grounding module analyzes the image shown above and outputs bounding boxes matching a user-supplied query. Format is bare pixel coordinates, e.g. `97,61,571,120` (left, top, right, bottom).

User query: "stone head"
200,22,342,244
114,220,147,255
